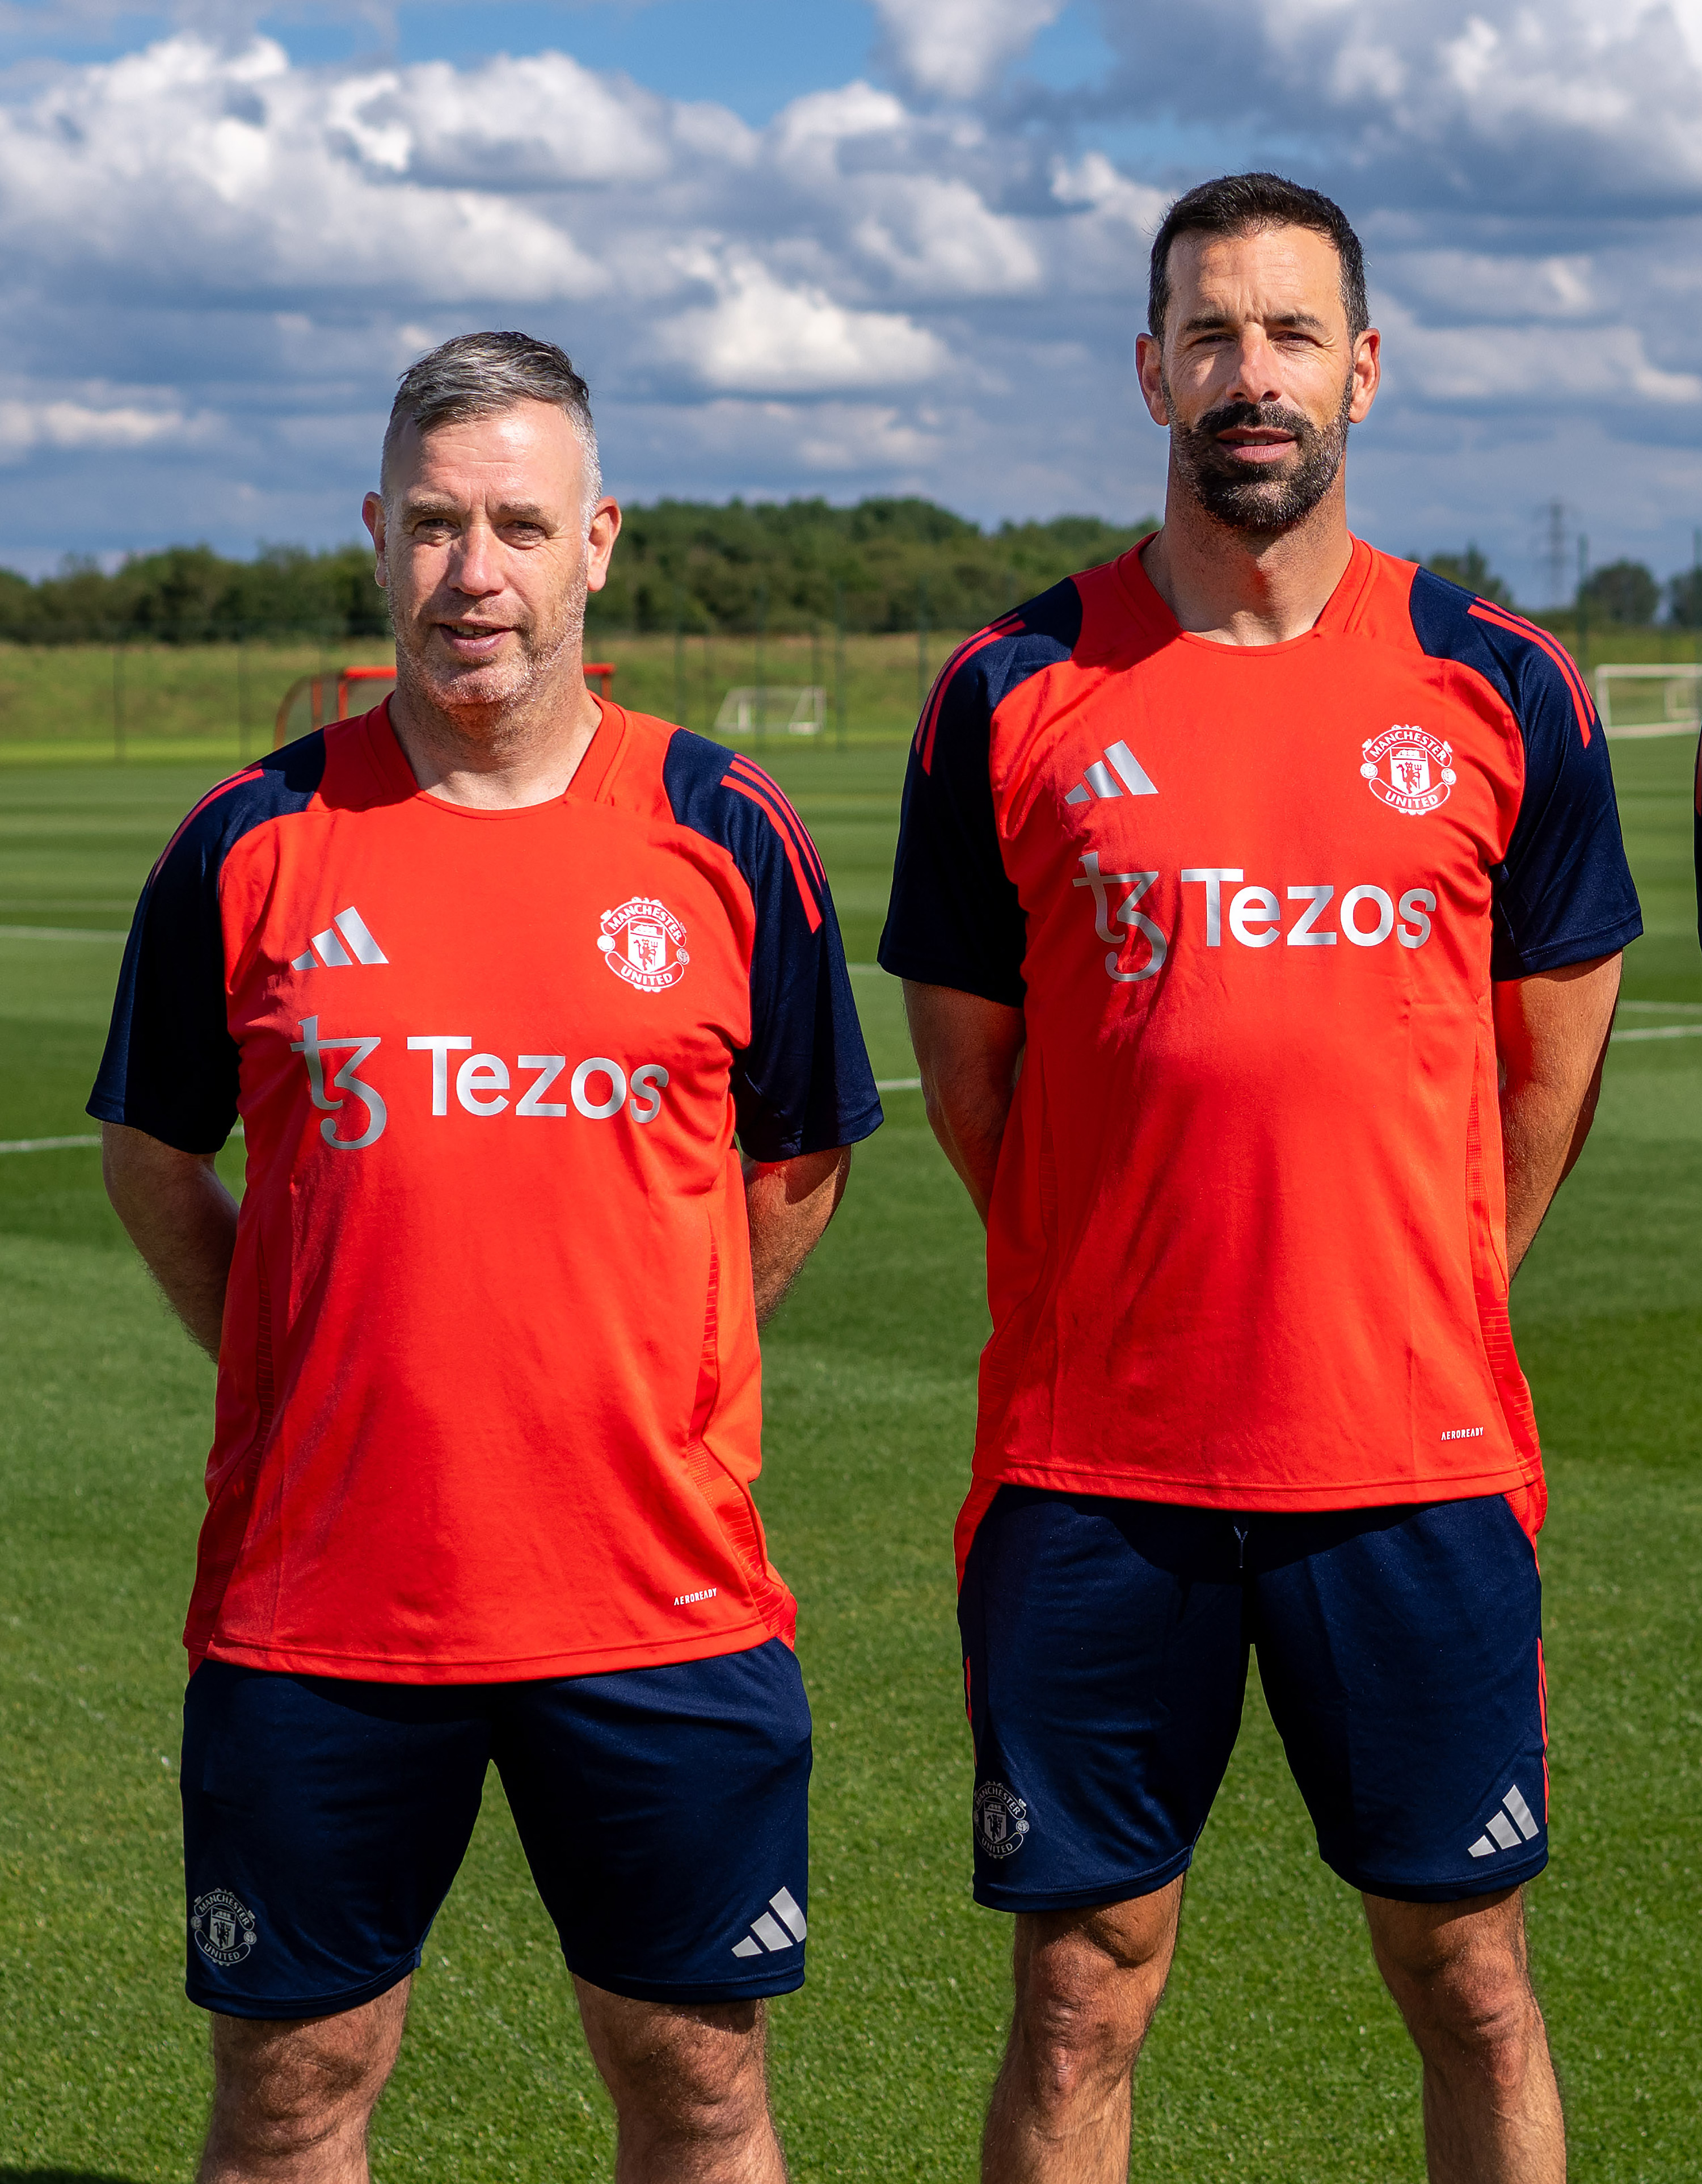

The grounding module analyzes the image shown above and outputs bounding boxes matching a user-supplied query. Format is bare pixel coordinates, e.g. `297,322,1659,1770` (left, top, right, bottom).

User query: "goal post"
1593,663,1701,738
714,685,825,738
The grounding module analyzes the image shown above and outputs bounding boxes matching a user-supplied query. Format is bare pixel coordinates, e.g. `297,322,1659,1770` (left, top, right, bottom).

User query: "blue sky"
1,0,1699,603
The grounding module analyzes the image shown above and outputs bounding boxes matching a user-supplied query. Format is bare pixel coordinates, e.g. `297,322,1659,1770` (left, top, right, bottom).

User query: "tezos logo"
974,1780,1031,1861
192,1887,258,1967
597,897,689,992
1361,726,1456,817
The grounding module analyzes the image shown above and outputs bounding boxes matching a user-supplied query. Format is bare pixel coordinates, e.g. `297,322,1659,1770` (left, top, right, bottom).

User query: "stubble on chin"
1165,375,1354,537
395,573,588,733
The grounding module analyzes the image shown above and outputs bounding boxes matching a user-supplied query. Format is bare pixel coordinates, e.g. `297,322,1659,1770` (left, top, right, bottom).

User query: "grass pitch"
1,734,1699,2182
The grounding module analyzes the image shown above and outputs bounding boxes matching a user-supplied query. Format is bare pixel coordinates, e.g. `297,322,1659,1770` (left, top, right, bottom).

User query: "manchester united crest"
597,897,689,992
1361,726,1456,817
974,1779,1031,1861
192,1887,258,1967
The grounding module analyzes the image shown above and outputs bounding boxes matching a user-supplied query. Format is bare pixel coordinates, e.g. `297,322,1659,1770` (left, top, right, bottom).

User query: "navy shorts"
181,1638,811,2018
959,1487,1548,1911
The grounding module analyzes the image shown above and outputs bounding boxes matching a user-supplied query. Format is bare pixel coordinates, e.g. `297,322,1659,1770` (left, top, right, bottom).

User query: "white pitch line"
0,1134,101,1154
1611,1025,1702,1042
848,963,888,974
1618,999,1702,1013
875,1076,922,1091
0,923,127,941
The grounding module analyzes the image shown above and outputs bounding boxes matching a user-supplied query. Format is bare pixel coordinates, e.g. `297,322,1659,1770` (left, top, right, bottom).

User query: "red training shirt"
879,540,1640,1559
92,700,881,1682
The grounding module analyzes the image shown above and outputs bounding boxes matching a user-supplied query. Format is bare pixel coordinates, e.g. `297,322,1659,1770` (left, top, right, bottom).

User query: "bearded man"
92,331,880,2182
881,173,1637,2183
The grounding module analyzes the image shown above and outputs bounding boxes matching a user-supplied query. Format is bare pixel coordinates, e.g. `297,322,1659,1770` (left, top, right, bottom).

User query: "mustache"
1191,399,1317,444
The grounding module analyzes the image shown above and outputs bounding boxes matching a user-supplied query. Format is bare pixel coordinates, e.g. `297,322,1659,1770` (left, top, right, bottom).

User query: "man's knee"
578,1985,770,2143
1009,1886,1183,2103
1366,1888,1543,2080
207,1984,407,2158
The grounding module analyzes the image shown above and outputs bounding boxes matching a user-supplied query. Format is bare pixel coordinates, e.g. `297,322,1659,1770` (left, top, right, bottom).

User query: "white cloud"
658,255,950,393
1093,0,1702,201
1381,302,1702,407
870,0,1069,97
1051,153,1168,233
0,36,608,302
329,53,675,187
0,10,1695,590
0,399,197,458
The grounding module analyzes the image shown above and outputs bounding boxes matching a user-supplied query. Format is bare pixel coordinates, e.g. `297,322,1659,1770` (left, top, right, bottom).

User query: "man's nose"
1221,330,1284,407
450,522,504,596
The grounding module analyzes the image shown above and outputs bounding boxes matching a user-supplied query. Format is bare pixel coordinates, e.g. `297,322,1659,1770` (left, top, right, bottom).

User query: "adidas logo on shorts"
731,1886,807,1958
1467,1782,1541,1858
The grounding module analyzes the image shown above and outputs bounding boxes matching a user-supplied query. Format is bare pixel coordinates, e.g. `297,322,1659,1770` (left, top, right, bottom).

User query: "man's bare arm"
901,981,1026,1226
743,1146,853,1325
101,1121,238,1358
1494,952,1621,1279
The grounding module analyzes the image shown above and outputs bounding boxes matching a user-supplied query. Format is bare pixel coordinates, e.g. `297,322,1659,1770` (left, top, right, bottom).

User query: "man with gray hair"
91,330,881,2181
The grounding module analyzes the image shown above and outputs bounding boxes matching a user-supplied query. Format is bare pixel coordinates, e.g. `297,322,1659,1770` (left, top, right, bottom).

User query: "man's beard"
1165,374,1354,536
396,565,588,730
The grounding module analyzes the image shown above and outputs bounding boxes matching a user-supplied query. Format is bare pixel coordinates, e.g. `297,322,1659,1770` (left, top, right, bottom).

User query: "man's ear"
363,492,389,590
1135,334,1170,428
585,498,622,595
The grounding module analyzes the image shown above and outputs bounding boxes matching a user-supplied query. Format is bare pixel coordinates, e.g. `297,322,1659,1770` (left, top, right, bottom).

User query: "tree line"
1,504,1695,643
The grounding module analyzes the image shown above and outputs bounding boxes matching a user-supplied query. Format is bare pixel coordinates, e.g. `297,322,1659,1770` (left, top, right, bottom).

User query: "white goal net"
1593,663,1701,738
714,685,825,737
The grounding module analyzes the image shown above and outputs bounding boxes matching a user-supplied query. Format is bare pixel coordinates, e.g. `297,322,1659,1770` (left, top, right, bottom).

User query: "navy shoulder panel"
1409,571,1641,977
88,735,326,1153
662,730,881,1162
880,581,1082,1006
914,578,1082,776
663,728,829,934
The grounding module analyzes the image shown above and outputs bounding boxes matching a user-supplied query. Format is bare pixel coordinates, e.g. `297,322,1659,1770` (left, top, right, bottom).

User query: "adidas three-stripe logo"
291,906,389,972
731,1886,807,1959
1064,740,1157,806
1468,1783,1541,1859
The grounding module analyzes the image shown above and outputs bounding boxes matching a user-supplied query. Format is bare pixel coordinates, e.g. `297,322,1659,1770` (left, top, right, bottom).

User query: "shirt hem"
191,1614,787,1684
874,946,1026,1011
85,1094,234,1158
1492,914,1642,979
976,1455,1545,1512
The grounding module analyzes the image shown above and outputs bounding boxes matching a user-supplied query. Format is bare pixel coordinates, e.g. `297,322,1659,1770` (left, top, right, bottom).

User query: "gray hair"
380,331,603,516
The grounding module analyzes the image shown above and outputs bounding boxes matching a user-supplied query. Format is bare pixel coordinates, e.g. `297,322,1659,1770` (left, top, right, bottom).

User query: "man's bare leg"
1366,1887,1564,2183
197,1975,410,2183
981,1876,1183,2184
575,1976,788,2184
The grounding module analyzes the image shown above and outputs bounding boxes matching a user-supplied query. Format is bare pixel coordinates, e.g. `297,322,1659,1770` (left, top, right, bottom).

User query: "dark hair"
381,331,600,507
1147,173,1367,346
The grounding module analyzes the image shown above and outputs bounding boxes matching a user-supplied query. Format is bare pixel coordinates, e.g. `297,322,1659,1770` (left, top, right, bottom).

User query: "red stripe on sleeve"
726,756,827,889
917,615,1022,772
149,766,266,881
722,773,824,932
1468,601,1595,748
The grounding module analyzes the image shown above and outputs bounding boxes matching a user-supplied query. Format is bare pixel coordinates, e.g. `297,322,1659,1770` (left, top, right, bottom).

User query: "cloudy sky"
3,0,1700,602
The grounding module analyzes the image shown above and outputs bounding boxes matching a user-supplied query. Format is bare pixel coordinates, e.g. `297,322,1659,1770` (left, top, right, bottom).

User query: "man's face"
1136,226,1380,535
364,401,620,721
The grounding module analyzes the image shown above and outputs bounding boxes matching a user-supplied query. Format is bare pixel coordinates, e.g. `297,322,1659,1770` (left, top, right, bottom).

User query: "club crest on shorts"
191,1887,258,1967
975,1780,1031,1860
596,897,689,992
1360,727,1456,817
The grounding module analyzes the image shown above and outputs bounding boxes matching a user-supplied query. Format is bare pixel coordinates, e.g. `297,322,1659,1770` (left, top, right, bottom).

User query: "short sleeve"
89,792,241,1154
878,591,1080,1006
663,737,882,1163
1488,645,1643,979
